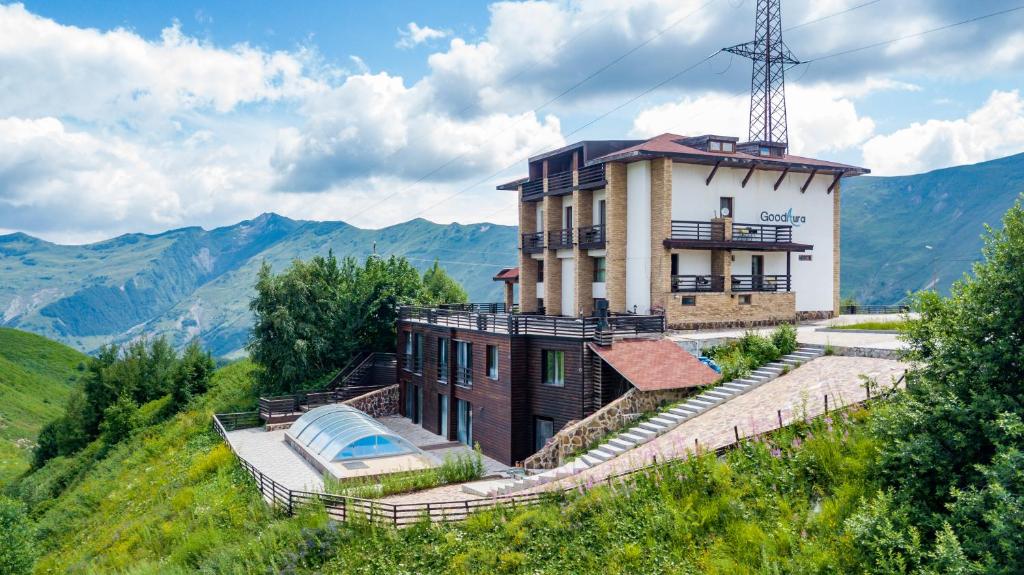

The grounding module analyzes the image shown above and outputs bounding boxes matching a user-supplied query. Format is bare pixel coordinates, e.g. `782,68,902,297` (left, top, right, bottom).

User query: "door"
534,417,554,452
408,384,420,424
416,385,423,425
438,394,449,439
456,399,472,446
751,255,765,290
564,206,573,231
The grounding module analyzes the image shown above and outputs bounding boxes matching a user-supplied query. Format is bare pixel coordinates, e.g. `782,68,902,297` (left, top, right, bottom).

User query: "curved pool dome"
287,404,420,461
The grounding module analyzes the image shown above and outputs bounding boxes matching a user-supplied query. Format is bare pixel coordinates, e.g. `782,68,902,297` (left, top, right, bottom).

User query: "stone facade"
343,384,399,418
832,345,901,360
605,162,627,313
649,157,673,312
573,187,595,316
666,291,797,330
518,183,538,313
542,194,563,316
522,386,694,469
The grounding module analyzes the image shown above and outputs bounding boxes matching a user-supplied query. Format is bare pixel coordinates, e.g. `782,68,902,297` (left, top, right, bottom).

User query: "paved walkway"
225,427,325,492
377,416,512,476
379,355,907,505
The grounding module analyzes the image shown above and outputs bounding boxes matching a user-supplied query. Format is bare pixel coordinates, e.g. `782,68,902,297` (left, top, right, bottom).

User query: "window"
593,257,606,282
709,140,722,151
456,341,473,387
537,260,544,282
438,394,449,439
598,199,606,226
437,337,449,383
414,333,423,373
739,294,752,305
543,350,565,386
534,417,555,452
456,399,473,446
681,296,696,306
486,345,499,380
720,197,734,218
403,332,414,372
671,253,679,276
593,298,607,311
723,142,735,152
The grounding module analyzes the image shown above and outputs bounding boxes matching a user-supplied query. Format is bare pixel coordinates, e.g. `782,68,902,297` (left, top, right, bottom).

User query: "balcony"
578,224,605,249
403,353,423,374
672,274,725,293
665,220,810,252
455,366,472,387
522,231,545,254
731,274,791,292
522,179,544,202
548,228,574,249
398,305,665,339
577,164,606,190
547,170,573,196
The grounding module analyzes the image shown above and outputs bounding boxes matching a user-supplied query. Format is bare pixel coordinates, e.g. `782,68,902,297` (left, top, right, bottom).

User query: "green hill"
0,328,86,484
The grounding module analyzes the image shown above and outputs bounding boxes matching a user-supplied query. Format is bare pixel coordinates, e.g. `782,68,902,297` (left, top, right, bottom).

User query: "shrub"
0,496,35,575
739,331,781,365
438,446,485,484
771,323,798,356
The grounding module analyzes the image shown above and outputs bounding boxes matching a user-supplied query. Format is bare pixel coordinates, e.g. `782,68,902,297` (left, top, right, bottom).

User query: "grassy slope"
18,351,883,574
0,328,86,484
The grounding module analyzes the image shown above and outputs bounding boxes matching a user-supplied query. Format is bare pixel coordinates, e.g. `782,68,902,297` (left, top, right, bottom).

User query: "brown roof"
590,133,869,175
492,267,519,282
589,338,719,392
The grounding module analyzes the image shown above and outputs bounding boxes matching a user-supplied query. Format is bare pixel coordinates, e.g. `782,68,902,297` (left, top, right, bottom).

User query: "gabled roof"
492,267,519,282
589,338,719,392
589,133,869,175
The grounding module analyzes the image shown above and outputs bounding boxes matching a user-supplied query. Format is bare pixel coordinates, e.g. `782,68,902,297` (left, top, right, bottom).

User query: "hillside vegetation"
0,328,86,484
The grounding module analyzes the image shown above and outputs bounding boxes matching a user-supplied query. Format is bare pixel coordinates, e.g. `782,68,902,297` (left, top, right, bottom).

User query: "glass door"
438,394,449,439
752,255,764,290
456,399,472,446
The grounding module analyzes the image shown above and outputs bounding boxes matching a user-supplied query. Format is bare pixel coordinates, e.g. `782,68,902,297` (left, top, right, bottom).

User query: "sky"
1,0,1023,244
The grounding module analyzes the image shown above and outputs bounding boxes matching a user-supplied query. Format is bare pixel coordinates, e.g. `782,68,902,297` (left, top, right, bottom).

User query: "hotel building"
396,133,867,466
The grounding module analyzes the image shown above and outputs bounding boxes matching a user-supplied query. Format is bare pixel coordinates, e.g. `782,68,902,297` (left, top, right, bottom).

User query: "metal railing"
522,179,543,201
522,231,545,254
577,164,606,189
440,302,518,314
578,224,605,249
548,228,574,249
402,352,423,374
398,306,665,339
671,274,725,293
669,220,726,241
731,222,793,243
547,170,573,195
455,366,472,388
731,274,791,292
840,304,910,315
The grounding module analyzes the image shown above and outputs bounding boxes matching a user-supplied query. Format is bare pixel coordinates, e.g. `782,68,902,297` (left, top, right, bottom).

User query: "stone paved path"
225,427,325,492
379,356,907,505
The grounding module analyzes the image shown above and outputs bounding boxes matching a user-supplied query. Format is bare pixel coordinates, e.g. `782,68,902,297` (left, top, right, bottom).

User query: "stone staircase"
461,345,824,497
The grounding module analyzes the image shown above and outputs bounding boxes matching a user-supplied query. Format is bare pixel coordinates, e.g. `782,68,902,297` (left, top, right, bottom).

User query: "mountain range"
2,152,1022,357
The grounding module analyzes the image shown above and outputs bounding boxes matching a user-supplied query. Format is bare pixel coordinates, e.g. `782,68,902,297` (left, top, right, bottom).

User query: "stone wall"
343,384,399,418
522,386,694,469
666,291,797,329
831,345,901,360
605,162,627,313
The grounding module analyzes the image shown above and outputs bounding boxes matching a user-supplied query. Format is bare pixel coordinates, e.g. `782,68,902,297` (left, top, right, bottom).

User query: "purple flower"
770,447,782,458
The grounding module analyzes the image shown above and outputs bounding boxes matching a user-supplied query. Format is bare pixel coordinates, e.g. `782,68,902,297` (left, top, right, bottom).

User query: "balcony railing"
671,274,725,293
398,306,665,339
730,222,793,243
522,179,544,201
547,171,573,195
670,220,726,242
548,228,574,249
731,274,791,292
437,362,449,383
403,352,423,373
522,231,545,254
455,366,472,387
578,224,606,249
578,164,606,189
440,302,518,314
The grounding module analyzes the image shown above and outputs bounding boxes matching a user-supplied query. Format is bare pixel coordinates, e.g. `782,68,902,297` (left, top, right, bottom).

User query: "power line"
784,0,883,32
343,0,724,224
801,4,1024,64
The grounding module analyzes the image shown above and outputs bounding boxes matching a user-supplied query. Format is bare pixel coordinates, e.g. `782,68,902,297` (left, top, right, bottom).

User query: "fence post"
824,394,829,413
777,409,783,428
734,425,740,443
288,490,293,515
393,505,398,527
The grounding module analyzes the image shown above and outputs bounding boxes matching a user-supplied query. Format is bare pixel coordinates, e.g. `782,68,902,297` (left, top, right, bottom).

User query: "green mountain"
842,152,1024,304
0,328,87,484
1,215,517,357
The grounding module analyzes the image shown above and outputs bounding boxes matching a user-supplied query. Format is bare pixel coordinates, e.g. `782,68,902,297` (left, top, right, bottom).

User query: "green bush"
0,496,35,575
438,446,485,484
771,323,798,356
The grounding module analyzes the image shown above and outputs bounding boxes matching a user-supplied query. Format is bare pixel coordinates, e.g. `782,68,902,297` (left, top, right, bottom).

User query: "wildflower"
770,447,782,458
791,436,802,449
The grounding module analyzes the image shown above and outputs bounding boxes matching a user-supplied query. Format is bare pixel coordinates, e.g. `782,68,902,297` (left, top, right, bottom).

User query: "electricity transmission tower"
724,0,799,146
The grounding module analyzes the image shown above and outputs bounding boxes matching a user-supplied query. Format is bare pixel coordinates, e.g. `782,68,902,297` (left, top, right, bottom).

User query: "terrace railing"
577,164,606,189
670,220,726,241
547,170,574,195
521,179,544,201
578,224,605,249
522,231,545,254
730,222,793,243
671,274,725,293
440,302,517,314
548,228,574,249
840,304,910,315
731,274,791,292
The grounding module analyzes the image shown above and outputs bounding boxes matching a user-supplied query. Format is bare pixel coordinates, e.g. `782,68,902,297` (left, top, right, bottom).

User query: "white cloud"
396,22,450,49
631,82,878,157
862,90,1024,175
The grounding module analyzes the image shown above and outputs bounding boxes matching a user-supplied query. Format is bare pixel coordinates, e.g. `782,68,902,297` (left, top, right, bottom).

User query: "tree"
0,496,35,575
868,196,1024,572
170,339,217,409
99,394,139,445
420,259,468,306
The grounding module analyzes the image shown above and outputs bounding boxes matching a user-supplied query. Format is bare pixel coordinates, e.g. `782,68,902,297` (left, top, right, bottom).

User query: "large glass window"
456,341,473,387
457,399,473,446
593,257,606,282
543,350,565,386
534,417,554,452
437,337,449,383
403,332,413,372
438,394,449,439
486,345,499,380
